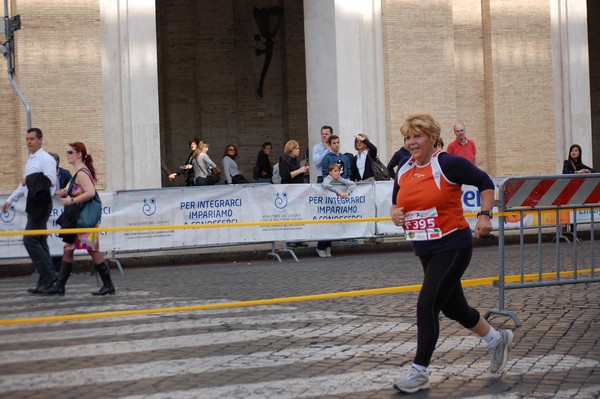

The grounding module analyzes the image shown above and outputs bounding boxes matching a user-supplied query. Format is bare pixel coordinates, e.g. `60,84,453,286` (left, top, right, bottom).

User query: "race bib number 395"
403,207,442,241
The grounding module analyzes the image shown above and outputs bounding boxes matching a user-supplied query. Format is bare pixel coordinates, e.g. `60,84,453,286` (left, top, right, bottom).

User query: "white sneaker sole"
393,381,430,393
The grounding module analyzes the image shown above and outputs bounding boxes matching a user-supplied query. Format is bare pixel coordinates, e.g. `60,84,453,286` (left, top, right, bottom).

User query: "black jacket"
25,172,53,222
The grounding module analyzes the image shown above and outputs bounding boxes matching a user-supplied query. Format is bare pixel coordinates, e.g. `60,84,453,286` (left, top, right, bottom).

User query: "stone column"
304,0,387,181
551,0,593,169
100,0,161,190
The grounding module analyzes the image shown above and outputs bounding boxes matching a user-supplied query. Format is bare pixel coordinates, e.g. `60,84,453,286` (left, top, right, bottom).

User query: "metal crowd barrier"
485,174,600,327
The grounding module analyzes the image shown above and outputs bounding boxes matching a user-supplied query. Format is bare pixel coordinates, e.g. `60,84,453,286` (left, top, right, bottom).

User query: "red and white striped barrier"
502,175,600,209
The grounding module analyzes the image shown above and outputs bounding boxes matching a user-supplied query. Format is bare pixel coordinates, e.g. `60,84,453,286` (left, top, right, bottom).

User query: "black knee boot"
92,261,115,296
41,261,73,295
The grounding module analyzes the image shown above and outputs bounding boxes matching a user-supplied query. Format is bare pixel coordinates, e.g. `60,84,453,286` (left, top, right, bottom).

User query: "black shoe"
91,261,116,296
297,242,309,247
286,242,298,248
40,282,65,296
27,287,43,294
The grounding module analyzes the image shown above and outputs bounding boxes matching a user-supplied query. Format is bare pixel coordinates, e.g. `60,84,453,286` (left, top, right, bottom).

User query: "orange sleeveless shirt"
396,151,468,238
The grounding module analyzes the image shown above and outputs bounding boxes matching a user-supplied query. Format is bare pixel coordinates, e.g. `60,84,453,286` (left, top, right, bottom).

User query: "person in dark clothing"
562,144,596,174
49,152,72,192
279,140,309,248
350,133,379,181
255,142,274,183
2,128,57,294
279,140,309,184
387,146,411,179
169,138,199,186
49,152,73,271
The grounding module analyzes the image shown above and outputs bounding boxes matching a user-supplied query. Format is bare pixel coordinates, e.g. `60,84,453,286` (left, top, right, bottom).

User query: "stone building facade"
0,0,595,193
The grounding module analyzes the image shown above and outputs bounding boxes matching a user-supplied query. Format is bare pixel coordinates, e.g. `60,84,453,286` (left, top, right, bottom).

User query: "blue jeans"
257,177,272,184
23,214,57,288
195,176,207,186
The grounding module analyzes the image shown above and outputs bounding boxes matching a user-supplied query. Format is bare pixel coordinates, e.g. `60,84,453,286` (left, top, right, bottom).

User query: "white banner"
3,178,591,259
0,193,114,258
106,183,375,251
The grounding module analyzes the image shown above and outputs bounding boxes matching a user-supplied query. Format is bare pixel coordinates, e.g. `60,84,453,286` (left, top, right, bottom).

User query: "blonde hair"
193,141,209,157
399,113,440,143
284,140,299,156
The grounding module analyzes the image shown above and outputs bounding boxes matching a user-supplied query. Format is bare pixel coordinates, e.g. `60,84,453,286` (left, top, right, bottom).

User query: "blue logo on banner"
274,192,288,209
1,206,15,223
142,198,157,216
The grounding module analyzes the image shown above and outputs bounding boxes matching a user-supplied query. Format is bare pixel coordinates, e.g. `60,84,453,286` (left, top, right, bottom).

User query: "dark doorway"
155,0,308,187
587,0,600,167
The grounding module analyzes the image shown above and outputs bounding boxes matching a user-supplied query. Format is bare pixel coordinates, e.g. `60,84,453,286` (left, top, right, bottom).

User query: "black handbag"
231,174,248,184
205,166,221,185
369,153,391,181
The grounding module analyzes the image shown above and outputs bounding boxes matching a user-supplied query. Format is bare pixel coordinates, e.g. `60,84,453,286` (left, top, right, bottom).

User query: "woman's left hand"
474,216,493,238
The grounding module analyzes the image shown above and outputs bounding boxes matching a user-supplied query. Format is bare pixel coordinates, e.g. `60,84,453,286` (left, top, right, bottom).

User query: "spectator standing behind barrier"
2,128,57,294
49,152,73,271
193,141,218,186
390,113,513,393
321,135,351,179
222,144,248,184
562,144,596,174
350,133,379,182
254,142,273,183
49,152,72,192
317,164,356,258
447,123,476,164
318,135,352,252
169,138,199,186
312,125,333,183
279,140,309,248
435,137,444,151
44,142,116,296
387,146,411,180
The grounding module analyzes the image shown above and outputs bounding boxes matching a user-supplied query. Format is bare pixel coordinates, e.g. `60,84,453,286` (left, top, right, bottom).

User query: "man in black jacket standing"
2,128,57,293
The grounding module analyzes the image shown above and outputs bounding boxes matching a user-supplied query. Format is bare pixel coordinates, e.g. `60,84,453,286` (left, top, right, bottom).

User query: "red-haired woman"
45,142,115,296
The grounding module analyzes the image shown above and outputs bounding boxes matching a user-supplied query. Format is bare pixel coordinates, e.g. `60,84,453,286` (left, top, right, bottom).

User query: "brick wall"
0,0,105,192
382,0,557,176
0,0,569,196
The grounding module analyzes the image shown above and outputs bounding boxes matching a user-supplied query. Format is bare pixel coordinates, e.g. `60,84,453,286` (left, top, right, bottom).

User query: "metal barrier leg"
265,242,282,263
552,225,572,243
109,251,124,275
564,224,582,244
276,242,299,263
484,308,522,327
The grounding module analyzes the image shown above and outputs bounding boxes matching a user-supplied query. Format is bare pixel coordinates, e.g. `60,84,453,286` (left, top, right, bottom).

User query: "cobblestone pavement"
0,241,598,398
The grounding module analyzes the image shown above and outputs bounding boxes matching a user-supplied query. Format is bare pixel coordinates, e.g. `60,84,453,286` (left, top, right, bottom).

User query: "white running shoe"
393,367,430,393
490,329,514,373
325,247,332,257
316,248,327,258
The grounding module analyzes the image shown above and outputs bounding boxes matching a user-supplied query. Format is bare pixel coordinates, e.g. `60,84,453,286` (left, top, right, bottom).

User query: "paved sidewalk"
0,228,586,277
0,240,598,398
